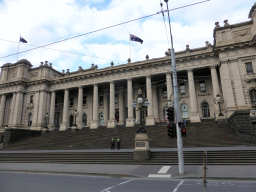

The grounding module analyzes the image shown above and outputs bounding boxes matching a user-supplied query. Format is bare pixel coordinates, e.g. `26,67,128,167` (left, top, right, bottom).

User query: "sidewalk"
0,163,256,180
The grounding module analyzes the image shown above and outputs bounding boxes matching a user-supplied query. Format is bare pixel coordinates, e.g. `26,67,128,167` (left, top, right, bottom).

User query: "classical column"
49,91,56,130
11,91,24,127
146,76,155,125
108,81,117,128
0,94,6,128
118,87,125,125
166,73,173,101
60,89,69,131
103,89,109,126
37,91,48,129
9,92,17,126
219,62,236,117
31,91,39,129
134,85,140,124
77,86,83,129
231,60,246,109
152,83,159,123
90,84,99,129
187,69,201,122
126,78,135,127
210,66,221,115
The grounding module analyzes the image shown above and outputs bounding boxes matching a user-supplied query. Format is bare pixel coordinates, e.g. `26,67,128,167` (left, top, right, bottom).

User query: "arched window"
69,115,74,127
181,105,189,119
250,90,256,108
202,102,210,117
28,113,32,126
82,114,87,127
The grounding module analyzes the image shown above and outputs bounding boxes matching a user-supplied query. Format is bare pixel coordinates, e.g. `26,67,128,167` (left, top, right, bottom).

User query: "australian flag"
130,34,143,44
20,36,27,43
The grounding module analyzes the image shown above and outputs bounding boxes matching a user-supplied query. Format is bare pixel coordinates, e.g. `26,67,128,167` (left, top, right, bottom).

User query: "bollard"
203,151,207,184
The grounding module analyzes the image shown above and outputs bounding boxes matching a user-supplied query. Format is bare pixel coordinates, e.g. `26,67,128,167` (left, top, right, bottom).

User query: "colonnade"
0,66,223,131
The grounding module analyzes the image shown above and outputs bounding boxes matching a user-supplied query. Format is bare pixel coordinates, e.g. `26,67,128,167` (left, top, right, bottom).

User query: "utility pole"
164,0,184,175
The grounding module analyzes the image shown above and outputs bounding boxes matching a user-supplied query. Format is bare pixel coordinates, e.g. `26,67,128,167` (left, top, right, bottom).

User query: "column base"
48,124,55,131
190,114,201,123
59,123,69,131
90,121,99,129
107,119,117,128
126,118,135,127
146,117,155,126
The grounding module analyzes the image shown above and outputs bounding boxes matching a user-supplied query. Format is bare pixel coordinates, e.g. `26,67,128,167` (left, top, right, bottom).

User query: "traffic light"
181,128,186,137
167,123,176,138
166,107,174,122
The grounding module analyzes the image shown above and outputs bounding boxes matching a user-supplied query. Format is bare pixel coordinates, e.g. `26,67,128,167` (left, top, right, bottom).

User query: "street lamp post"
73,110,79,127
45,113,49,129
214,94,224,116
132,89,149,133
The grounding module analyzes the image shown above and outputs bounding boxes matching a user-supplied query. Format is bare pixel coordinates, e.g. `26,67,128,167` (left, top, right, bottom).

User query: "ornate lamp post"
45,113,49,129
73,110,79,127
214,93,224,116
132,89,149,133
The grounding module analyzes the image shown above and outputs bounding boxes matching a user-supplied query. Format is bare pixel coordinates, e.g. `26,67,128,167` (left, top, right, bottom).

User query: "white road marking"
173,180,184,192
148,174,171,178
100,179,135,192
158,166,171,174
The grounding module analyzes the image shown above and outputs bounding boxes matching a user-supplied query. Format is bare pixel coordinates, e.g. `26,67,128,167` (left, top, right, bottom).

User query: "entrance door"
69,115,74,127
83,114,87,127
202,102,210,117
99,113,104,126
182,104,189,119
54,113,60,128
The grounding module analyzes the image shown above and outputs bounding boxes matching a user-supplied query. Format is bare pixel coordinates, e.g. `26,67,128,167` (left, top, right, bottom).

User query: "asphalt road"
1,172,256,192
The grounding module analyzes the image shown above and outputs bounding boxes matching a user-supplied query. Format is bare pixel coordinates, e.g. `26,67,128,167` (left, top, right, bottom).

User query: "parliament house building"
2,4,256,132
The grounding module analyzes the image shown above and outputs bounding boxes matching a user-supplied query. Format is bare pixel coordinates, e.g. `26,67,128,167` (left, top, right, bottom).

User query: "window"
180,83,185,94
30,95,33,103
83,96,87,106
250,90,256,108
162,87,167,99
246,62,253,74
200,81,206,92
115,94,118,105
70,98,74,107
99,96,103,106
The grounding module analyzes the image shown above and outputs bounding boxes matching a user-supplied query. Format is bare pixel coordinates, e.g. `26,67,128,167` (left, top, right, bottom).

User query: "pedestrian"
111,137,115,150
183,119,186,127
117,137,121,150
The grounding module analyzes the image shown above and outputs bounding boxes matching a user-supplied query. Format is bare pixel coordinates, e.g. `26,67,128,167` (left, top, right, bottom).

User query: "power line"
0,0,211,61
0,38,124,63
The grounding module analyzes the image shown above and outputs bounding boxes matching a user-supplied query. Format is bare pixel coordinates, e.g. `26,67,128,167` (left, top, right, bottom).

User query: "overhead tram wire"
0,0,211,60
160,0,170,49
0,38,123,63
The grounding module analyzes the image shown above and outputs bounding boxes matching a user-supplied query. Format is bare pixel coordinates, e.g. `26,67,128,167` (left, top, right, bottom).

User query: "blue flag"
130,34,143,44
20,36,27,43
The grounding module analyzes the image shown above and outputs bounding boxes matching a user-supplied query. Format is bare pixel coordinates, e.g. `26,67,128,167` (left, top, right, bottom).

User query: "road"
1,171,256,192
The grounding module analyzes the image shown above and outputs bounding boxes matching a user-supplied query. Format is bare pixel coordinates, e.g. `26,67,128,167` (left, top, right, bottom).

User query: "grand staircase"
1,121,255,151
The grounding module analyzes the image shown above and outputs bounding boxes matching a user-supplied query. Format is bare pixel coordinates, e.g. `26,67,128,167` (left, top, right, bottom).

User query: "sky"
0,0,255,72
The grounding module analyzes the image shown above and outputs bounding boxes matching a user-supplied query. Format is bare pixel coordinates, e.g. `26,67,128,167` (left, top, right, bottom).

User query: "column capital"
152,82,157,87
145,75,151,78
78,86,84,89
165,72,172,75
209,65,217,70
92,83,98,87
186,69,193,73
126,78,132,81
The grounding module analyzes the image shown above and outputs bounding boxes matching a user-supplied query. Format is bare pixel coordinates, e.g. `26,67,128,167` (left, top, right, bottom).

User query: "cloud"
0,0,255,71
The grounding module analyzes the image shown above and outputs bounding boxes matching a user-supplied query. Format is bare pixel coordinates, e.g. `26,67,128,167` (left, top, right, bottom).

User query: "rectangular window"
246,62,253,74
99,96,103,106
180,83,185,94
115,94,118,105
162,87,167,99
83,96,86,106
69,98,74,107
200,81,206,92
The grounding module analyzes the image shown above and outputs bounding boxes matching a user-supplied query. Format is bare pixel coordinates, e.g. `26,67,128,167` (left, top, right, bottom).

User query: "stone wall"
227,110,256,142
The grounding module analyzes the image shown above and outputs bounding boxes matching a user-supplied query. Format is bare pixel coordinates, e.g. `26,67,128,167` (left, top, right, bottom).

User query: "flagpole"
129,32,131,61
17,35,21,62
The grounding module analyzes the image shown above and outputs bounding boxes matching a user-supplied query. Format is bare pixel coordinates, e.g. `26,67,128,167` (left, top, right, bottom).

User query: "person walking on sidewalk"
111,137,115,150
117,137,121,150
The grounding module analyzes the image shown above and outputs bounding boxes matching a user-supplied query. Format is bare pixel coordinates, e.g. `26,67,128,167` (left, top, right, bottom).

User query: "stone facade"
2,4,256,132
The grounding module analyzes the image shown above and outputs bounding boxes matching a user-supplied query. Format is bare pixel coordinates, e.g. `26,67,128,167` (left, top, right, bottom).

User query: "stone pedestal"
107,119,117,128
126,118,135,127
134,133,151,161
90,121,99,129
